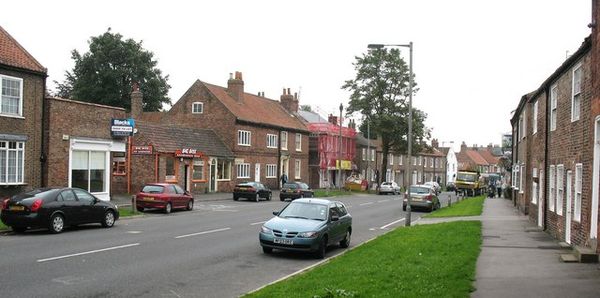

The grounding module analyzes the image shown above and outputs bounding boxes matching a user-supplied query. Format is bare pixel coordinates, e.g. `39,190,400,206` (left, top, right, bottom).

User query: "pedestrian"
495,179,502,198
280,173,288,187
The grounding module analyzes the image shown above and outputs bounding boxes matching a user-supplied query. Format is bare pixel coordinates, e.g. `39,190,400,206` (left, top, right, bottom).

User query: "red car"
135,183,194,214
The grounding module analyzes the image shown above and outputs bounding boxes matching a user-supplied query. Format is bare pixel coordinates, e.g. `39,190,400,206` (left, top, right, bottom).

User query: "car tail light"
30,199,43,212
295,190,301,193
424,195,433,201
2,198,8,210
248,187,256,192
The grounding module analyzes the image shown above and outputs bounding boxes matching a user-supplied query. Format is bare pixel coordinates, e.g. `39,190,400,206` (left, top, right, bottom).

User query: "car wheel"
136,207,145,212
49,213,65,234
262,246,273,254
339,229,351,248
165,202,172,214
267,192,272,201
186,199,194,211
233,195,239,201
12,226,26,233
255,193,260,202
315,236,328,259
101,210,116,228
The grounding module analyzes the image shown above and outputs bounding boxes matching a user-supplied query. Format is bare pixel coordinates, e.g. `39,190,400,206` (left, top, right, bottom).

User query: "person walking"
280,173,288,188
495,179,502,198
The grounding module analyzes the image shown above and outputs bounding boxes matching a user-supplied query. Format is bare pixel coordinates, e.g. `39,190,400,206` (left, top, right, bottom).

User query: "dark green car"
259,198,352,258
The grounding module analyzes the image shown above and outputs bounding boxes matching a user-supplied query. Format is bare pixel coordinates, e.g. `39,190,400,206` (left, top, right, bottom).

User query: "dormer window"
192,102,204,114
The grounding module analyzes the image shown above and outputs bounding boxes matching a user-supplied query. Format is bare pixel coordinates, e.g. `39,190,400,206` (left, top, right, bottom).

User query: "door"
58,190,80,224
73,189,100,224
255,164,261,182
210,159,217,192
183,165,190,192
566,171,572,244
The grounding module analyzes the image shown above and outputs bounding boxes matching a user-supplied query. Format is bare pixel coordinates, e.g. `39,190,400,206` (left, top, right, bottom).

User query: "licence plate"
274,238,293,245
9,205,25,211
412,198,422,202
144,197,154,201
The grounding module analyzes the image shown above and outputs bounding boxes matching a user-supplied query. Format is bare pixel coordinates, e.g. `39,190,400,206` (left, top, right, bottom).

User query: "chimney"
487,143,493,149
328,114,339,125
227,71,244,102
461,141,467,152
431,138,439,148
130,82,143,119
280,87,296,113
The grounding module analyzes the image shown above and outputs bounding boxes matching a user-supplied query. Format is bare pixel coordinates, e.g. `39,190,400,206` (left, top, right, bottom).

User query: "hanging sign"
132,145,153,155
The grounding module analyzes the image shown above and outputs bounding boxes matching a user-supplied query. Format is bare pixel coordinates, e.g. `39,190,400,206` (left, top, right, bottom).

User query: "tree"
343,48,430,184
300,105,313,112
54,28,171,111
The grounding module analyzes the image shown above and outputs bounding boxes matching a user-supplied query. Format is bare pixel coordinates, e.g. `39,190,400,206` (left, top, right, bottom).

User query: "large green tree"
343,48,430,184
54,28,171,111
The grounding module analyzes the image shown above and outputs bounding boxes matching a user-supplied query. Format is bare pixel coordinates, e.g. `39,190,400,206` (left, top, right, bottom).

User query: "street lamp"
338,103,343,190
368,42,413,226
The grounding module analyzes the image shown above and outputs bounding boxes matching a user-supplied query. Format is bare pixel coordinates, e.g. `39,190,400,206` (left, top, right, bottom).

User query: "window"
238,130,251,146
59,190,76,201
549,165,555,212
192,102,204,114
575,164,582,222
266,164,277,178
540,168,544,201
295,159,301,179
112,160,126,175
192,159,205,181
236,163,250,178
566,170,572,222
572,64,582,122
296,133,302,151
0,141,24,184
281,131,288,150
217,160,231,180
430,158,434,168
532,167,538,204
512,165,519,190
389,154,393,165
556,165,564,215
362,148,366,161
519,165,525,194
418,156,422,166
71,150,106,193
532,100,538,134
1,75,23,117
73,189,95,204
371,149,375,161
165,156,176,181
413,156,416,166
399,155,403,165
267,134,278,148
550,85,557,131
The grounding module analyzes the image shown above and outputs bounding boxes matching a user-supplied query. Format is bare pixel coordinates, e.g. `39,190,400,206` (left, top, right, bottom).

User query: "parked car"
259,198,352,258
135,183,194,213
403,185,440,212
279,182,314,201
378,181,401,195
424,181,442,194
233,182,272,202
1,187,119,234
446,181,456,192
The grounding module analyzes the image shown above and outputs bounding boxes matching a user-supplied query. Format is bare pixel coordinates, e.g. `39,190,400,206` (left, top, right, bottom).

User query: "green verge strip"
425,195,485,218
118,207,140,218
0,220,7,231
245,221,482,298
314,189,353,198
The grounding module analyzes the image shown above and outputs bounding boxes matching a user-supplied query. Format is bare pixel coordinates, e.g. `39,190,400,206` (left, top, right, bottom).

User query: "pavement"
416,196,600,298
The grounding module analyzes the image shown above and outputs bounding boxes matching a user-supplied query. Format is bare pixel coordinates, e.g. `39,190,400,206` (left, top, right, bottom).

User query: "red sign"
132,145,153,155
175,148,205,159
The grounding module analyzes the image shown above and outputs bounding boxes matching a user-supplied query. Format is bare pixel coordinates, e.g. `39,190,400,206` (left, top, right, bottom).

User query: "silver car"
424,181,441,194
378,181,400,195
403,185,440,212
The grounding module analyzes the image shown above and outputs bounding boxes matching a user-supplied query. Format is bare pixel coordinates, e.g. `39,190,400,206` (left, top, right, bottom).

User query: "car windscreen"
382,182,392,186
278,202,327,221
457,173,476,182
141,185,164,194
283,183,298,189
409,187,430,194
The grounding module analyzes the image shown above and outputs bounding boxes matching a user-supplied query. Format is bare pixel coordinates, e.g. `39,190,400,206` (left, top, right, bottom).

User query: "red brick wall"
0,68,45,198
527,91,547,227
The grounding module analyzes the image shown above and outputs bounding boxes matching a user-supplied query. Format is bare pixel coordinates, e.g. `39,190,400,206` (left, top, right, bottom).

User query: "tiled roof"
0,26,46,73
298,110,327,123
478,150,499,164
465,150,489,165
135,122,233,158
203,82,308,132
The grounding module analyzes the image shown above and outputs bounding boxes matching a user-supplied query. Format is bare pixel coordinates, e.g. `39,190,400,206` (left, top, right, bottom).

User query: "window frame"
237,130,251,147
519,165,525,194
192,159,206,182
550,84,558,131
0,140,25,184
574,163,582,222
571,63,582,122
217,159,232,181
266,164,277,178
192,102,204,114
556,164,564,216
266,134,278,149
532,167,538,204
549,165,556,212
236,163,251,179
294,159,301,179
281,131,288,150
532,99,538,135
0,74,24,118
295,133,302,152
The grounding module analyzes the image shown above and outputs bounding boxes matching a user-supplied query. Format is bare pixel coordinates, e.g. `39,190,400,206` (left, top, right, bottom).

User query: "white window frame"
556,164,564,216
0,75,24,117
549,165,556,212
389,154,393,165
238,130,251,146
266,164,277,178
550,85,558,131
575,163,582,222
399,155,403,166
0,140,25,184
371,149,375,162
236,163,250,178
566,170,573,222
281,131,288,150
571,63,582,122
295,133,302,152
192,102,204,114
294,159,301,179
266,134,278,149
532,100,538,135
418,156,422,166
362,148,366,161
519,165,525,194
532,167,538,204
430,157,434,168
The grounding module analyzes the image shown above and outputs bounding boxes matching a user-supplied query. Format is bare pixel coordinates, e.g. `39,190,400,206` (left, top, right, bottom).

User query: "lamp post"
367,118,370,188
368,42,413,226
338,103,343,190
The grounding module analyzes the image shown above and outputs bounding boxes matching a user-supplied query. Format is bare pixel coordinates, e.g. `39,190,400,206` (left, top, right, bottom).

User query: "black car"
1,187,119,234
233,182,272,202
280,182,314,201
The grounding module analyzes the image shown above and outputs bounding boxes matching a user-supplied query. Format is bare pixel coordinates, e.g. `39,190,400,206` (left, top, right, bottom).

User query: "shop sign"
175,148,204,158
335,160,352,170
111,118,134,137
132,145,153,155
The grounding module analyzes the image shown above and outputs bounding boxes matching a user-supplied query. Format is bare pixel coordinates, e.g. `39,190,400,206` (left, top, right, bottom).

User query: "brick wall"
527,91,547,228
0,68,45,198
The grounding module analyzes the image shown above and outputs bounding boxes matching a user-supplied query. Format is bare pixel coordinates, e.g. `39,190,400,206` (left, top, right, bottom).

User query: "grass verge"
0,220,7,231
314,189,353,198
245,221,482,298
118,206,140,218
425,195,485,218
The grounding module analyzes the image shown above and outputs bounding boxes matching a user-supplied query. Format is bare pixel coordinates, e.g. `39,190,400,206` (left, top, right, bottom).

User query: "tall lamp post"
338,103,343,190
368,42,413,226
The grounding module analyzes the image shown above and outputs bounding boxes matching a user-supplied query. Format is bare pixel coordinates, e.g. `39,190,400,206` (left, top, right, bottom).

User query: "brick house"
354,133,381,189
0,26,47,197
145,72,310,192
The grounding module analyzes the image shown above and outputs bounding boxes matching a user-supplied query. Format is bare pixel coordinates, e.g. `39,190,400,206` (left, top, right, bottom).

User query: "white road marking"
380,218,406,229
369,228,377,231
214,209,238,212
37,243,140,263
175,227,231,239
126,231,142,234
250,221,267,226
378,199,390,203
359,202,374,206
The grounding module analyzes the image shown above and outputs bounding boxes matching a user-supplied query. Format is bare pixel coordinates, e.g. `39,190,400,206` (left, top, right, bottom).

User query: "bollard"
131,195,136,214
448,194,452,207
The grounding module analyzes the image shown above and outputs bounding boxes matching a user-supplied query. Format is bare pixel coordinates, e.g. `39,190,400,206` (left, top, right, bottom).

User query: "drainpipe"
543,88,550,231
40,75,47,187
278,130,282,189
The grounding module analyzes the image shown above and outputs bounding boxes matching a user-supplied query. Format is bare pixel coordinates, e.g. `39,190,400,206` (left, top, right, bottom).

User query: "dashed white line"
359,202,374,206
377,199,390,203
175,227,231,239
380,218,406,229
250,221,267,226
214,209,238,212
37,243,140,263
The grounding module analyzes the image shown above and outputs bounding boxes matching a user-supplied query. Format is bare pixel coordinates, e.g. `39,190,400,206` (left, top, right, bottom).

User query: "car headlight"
297,231,319,238
261,226,272,234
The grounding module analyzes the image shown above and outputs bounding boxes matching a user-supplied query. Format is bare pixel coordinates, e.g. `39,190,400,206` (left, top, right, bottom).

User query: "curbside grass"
425,195,485,218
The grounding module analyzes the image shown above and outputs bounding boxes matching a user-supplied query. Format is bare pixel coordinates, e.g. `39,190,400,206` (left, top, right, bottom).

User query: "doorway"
255,164,261,182
183,165,190,191
209,159,217,193
566,170,572,244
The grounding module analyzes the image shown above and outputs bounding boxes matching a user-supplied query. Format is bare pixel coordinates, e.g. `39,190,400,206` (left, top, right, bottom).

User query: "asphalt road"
0,192,452,298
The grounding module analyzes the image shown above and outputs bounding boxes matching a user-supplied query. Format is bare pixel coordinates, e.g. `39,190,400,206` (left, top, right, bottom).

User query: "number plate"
274,238,293,245
9,205,25,211
412,198,422,202
144,197,154,201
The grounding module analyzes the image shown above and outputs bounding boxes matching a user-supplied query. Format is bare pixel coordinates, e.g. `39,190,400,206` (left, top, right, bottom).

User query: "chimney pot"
227,71,244,101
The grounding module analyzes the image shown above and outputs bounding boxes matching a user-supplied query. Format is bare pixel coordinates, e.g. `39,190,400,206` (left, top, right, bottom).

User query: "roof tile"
0,26,46,73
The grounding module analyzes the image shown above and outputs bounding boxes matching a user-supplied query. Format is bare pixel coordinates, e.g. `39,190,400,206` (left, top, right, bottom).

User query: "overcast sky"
2,0,592,152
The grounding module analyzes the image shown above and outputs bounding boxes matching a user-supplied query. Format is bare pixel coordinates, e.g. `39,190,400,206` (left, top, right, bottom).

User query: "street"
0,192,452,298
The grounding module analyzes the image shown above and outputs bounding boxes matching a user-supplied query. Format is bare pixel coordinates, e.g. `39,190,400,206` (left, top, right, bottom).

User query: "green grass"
425,196,485,218
245,221,482,298
0,220,7,231
314,189,353,197
118,206,141,217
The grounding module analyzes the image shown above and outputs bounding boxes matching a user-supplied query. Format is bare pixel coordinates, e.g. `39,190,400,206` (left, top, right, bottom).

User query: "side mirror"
272,211,279,216
331,215,340,222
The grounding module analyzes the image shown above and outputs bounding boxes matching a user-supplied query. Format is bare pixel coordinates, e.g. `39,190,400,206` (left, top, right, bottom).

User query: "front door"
209,159,217,192
566,171,572,244
183,165,190,192
255,164,261,182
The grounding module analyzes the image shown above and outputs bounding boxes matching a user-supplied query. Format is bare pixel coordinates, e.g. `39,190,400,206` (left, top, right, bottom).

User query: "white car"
378,181,401,195
424,181,441,194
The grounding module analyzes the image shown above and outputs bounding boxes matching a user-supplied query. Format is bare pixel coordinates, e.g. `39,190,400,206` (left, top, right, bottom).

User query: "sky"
2,0,592,152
